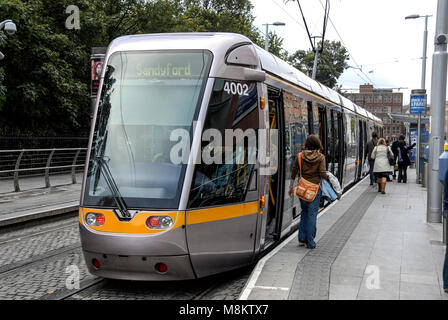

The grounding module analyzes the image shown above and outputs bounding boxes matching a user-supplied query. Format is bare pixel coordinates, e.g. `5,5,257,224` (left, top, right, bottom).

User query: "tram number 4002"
224,81,249,96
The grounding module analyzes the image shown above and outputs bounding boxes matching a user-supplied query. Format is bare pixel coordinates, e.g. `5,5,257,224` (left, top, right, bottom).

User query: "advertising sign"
410,95,427,114
91,58,103,96
409,128,418,162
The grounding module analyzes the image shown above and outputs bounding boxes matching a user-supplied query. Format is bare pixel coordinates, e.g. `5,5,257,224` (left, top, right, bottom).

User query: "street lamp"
262,22,286,52
405,14,432,184
0,19,17,60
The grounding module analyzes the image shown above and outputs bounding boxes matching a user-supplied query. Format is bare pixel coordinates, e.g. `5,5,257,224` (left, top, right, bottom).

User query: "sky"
251,0,439,105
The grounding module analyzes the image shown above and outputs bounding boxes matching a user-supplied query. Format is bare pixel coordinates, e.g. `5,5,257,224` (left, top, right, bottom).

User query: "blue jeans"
298,188,322,248
443,242,448,290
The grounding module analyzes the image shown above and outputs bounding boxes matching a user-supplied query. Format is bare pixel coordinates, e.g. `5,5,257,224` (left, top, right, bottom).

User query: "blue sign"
409,129,418,162
410,95,427,114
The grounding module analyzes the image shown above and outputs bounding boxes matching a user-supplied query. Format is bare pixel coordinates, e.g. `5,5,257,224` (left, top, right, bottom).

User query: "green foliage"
286,40,350,89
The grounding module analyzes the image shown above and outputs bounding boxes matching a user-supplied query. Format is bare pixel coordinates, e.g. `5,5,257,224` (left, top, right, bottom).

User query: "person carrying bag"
294,152,320,202
372,138,394,194
288,135,328,249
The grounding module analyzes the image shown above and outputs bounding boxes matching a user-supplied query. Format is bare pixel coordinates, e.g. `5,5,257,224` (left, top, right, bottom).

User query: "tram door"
262,86,284,245
357,120,364,179
336,111,344,183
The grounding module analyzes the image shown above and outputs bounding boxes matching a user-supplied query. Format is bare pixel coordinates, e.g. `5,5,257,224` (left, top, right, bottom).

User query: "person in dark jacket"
289,135,328,249
391,139,400,179
365,132,378,185
396,136,416,183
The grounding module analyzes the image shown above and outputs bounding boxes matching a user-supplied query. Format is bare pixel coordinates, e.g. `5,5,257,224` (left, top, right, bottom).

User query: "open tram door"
257,85,284,249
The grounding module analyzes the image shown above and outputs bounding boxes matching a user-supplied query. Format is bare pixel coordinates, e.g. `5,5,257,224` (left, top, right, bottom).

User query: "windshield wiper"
95,156,131,219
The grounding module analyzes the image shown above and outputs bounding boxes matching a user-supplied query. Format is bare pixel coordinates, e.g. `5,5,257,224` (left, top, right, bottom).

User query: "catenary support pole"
312,49,319,80
417,16,429,183
427,0,448,223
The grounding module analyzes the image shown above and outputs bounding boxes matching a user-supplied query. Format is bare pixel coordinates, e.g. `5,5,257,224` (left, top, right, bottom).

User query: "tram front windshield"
84,50,212,209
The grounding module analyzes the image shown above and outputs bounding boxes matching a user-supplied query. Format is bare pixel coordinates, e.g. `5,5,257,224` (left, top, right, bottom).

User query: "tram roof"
254,45,377,121
106,32,378,123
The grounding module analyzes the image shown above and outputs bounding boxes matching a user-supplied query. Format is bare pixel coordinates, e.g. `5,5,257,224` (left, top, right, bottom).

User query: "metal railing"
0,148,87,192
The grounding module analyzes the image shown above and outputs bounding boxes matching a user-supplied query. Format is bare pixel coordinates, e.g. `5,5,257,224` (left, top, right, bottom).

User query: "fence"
0,148,88,192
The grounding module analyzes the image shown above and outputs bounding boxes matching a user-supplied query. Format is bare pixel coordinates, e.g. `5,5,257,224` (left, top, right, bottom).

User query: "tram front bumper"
83,250,196,281
79,224,196,281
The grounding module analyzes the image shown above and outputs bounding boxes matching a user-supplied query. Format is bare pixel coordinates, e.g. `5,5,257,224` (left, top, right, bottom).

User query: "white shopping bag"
326,171,342,195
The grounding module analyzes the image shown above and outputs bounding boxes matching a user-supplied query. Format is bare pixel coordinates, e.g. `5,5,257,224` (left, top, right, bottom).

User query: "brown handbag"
294,153,320,202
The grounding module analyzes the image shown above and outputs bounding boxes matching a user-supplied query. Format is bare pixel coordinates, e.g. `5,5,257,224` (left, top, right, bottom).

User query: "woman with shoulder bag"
288,135,328,249
371,138,394,194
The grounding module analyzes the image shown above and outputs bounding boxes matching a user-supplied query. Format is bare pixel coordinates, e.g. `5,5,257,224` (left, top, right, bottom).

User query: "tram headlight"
160,216,174,228
146,216,174,230
85,213,97,226
85,212,106,227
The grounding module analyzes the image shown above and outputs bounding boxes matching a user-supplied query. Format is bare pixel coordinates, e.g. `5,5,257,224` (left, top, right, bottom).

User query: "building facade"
344,85,406,141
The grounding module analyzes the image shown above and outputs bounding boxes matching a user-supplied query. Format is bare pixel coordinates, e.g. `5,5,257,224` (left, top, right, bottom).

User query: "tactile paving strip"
288,187,377,300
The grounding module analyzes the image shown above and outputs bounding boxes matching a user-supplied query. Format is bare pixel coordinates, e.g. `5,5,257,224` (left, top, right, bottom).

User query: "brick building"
344,84,406,141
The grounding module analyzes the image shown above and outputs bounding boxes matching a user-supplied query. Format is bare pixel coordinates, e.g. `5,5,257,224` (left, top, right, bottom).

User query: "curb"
0,202,79,227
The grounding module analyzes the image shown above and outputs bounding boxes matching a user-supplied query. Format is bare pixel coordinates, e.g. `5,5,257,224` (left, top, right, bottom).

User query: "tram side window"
188,79,259,209
311,102,320,138
283,91,308,226
283,91,308,173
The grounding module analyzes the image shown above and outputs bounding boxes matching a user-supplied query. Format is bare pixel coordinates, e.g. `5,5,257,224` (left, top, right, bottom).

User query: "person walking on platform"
371,138,394,194
365,132,378,186
289,135,328,249
396,135,416,183
385,139,392,182
391,138,400,180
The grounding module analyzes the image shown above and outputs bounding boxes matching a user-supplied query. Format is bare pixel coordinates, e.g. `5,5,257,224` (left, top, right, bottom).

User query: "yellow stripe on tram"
186,201,259,225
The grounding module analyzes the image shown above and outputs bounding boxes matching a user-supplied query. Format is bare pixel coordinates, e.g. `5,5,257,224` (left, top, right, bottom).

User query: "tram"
79,33,383,280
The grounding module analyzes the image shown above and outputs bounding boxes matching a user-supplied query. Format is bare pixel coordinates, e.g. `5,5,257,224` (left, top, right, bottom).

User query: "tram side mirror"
243,68,266,82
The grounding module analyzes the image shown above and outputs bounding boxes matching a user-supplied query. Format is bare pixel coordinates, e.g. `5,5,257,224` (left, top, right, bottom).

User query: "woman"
288,135,328,249
371,138,394,194
396,137,416,183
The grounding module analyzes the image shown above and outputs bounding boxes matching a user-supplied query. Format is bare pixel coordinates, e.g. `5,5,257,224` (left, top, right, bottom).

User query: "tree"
286,40,349,89
0,0,284,137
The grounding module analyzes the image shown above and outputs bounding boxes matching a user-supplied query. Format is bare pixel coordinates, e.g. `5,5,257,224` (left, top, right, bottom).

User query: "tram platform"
0,173,82,227
240,169,448,300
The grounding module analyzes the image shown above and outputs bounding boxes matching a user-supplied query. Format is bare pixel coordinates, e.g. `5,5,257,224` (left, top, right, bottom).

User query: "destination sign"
136,63,192,78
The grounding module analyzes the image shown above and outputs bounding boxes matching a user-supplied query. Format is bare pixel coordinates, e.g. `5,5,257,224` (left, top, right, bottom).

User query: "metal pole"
427,0,448,223
417,16,429,183
265,24,269,51
312,49,319,80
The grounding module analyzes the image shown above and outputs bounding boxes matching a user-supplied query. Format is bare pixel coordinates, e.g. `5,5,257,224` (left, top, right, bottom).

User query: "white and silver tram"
79,33,383,280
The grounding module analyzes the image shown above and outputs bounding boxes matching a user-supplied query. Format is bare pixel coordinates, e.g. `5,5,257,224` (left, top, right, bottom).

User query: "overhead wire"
316,0,375,85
